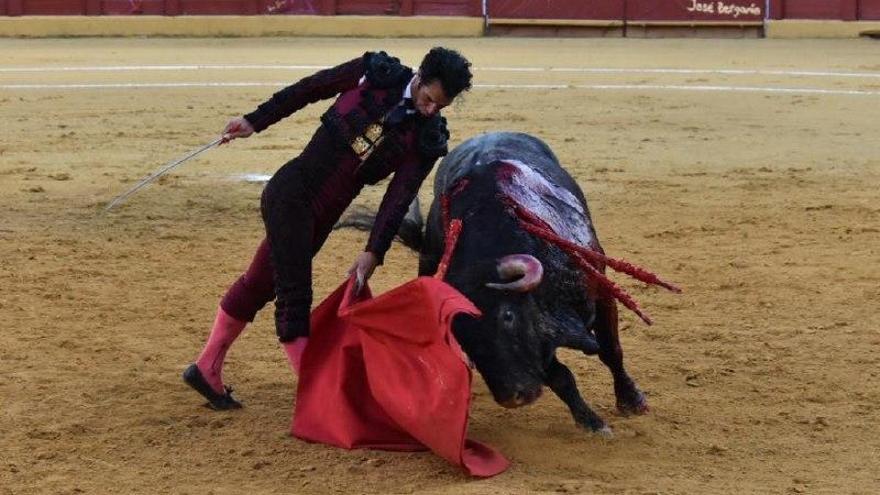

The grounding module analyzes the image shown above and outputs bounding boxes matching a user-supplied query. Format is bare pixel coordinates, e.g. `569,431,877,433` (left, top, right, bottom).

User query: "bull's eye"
501,310,516,326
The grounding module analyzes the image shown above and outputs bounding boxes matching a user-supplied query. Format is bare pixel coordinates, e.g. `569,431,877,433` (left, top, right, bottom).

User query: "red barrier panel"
176,0,260,14
264,0,323,14
2,0,476,15
859,0,880,19
769,0,861,20
487,0,623,20
335,0,394,15
791,0,855,20
5,0,269,15
102,0,164,15
17,0,86,15
263,0,475,15
414,0,479,16
628,0,764,22
328,0,477,16
2,0,877,20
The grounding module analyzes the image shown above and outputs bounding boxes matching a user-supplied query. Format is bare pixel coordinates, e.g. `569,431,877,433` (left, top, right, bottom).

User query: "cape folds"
292,276,509,477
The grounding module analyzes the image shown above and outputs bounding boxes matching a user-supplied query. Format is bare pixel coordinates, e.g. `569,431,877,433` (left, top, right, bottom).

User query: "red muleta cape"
292,276,509,477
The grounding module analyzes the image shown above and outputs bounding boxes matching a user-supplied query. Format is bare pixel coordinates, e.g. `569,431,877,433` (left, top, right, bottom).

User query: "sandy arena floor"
1,37,879,494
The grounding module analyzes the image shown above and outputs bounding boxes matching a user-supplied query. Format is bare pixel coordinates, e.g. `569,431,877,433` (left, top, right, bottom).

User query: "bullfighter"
183,47,473,410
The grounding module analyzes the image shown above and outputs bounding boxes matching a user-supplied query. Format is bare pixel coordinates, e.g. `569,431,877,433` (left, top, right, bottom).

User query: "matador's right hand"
221,117,255,144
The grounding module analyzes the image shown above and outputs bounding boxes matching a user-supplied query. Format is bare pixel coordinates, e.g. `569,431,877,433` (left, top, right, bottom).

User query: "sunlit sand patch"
228,173,271,183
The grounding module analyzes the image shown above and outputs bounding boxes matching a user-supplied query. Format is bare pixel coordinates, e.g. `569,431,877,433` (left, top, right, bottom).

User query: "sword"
105,136,224,211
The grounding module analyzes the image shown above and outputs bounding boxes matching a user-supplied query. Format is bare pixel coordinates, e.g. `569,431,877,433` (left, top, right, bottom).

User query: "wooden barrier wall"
1,0,879,20
0,0,478,16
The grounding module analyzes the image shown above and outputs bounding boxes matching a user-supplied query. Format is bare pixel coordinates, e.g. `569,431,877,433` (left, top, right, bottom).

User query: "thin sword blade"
105,136,223,211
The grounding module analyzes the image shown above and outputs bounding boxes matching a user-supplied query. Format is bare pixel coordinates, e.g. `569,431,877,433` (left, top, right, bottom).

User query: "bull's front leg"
553,309,600,355
558,330,600,355
545,357,612,437
594,297,649,415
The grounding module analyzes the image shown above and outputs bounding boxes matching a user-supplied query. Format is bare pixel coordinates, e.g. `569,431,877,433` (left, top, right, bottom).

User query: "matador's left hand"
347,251,379,294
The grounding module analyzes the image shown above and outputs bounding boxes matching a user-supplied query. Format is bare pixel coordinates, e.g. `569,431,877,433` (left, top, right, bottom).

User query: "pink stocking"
195,307,247,394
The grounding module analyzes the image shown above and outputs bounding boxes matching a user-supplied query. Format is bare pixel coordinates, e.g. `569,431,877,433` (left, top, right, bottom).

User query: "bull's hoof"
613,378,649,416
183,364,243,411
594,425,614,439
577,421,613,438
573,411,612,436
616,392,649,416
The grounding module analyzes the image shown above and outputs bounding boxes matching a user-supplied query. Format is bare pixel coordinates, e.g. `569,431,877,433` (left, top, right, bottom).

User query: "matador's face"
412,75,452,118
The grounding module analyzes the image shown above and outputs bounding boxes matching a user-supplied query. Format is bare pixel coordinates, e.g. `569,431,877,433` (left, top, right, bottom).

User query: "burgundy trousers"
219,127,364,341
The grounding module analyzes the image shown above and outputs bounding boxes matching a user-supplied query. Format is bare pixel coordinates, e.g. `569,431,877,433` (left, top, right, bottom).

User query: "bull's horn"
485,254,543,292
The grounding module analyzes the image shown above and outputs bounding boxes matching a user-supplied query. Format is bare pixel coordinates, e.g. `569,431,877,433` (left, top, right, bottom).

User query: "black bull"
341,132,672,435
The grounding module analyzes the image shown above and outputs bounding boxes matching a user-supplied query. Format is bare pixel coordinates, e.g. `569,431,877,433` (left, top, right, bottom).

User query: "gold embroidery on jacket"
351,123,386,161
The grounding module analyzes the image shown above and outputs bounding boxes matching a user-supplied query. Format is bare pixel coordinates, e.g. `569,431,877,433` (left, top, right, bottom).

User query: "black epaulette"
363,51,412,89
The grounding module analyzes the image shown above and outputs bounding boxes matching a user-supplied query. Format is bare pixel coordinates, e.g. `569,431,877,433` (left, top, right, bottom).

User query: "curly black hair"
418,47,473,99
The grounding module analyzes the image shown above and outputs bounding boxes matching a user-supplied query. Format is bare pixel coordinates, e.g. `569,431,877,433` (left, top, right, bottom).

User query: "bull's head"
452,254,552,408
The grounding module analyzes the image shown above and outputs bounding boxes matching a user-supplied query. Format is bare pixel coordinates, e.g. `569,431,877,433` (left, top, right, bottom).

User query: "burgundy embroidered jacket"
243,52,449,263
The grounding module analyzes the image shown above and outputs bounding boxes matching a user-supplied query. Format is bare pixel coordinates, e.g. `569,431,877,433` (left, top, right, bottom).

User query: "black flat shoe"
182,363,242,410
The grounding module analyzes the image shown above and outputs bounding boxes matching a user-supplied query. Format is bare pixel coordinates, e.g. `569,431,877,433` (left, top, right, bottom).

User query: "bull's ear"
451,313,483,344
453,312,482,326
